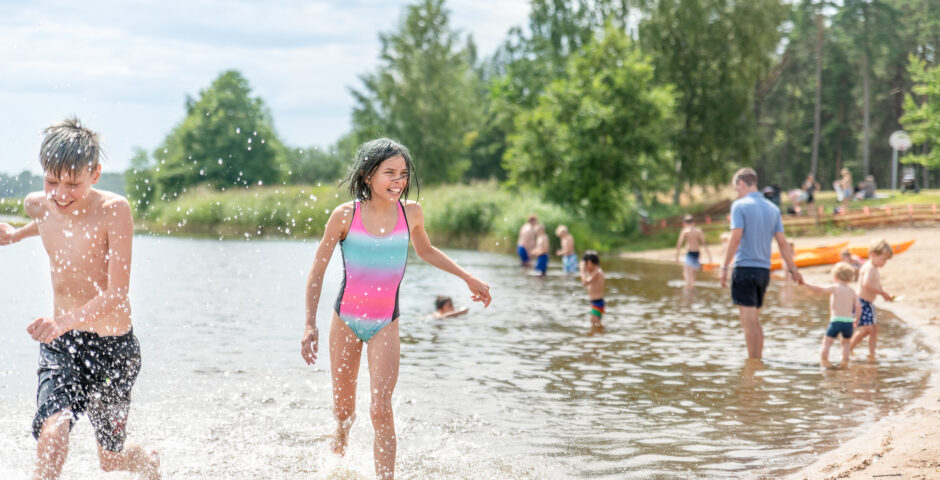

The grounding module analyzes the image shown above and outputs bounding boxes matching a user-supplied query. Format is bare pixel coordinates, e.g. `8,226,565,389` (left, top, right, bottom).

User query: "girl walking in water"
300,138,491,479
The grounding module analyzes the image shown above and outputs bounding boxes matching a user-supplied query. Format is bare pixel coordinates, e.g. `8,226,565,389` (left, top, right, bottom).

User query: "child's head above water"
342,138,418,201
582,250,600,266
831,262,856,283
40,116,101,179
434,295,453,312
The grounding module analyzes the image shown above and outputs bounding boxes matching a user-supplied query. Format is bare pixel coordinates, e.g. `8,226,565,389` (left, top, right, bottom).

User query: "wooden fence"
642,203,940,236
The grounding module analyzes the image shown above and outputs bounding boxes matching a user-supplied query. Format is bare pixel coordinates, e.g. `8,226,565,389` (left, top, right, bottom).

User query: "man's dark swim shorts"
731,266,771,308
33,329,141,452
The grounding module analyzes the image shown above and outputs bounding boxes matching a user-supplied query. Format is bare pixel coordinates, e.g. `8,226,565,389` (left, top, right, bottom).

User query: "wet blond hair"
831,262,856,282
40,116,102,179
868,239,894,259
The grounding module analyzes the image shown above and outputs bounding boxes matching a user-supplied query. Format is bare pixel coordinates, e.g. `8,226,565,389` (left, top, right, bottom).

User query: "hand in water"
466,276,492,307
300,325,319,365
27,317,64,344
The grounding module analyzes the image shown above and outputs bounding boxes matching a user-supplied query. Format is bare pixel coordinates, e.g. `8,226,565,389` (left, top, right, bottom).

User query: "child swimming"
299,138,491,479
801,262,861,368
432,296,468,319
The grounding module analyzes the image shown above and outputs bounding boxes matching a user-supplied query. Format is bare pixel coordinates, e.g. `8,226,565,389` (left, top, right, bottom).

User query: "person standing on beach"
516,215,538,267
849,239,894,360
720,167,803,360
0,117,160,480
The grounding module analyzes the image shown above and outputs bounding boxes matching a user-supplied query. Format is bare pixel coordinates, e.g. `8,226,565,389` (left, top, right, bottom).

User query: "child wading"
850,239,895,359
579,251,606,328
300,138,491,479
801,262,862,368
0,117,160,480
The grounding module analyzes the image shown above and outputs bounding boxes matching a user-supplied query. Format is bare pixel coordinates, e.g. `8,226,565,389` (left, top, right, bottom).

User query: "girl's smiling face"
366,155,408,203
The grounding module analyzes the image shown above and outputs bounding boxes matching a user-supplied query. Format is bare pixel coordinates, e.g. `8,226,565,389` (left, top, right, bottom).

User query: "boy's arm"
46,199,134,339
408,202,491,307
860,267,891,300
854,296,862,326
675,230,686,262
800,280,832,294
0,221,38,245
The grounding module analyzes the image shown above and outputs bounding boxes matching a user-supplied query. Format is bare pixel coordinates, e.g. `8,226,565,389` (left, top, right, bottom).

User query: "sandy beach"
623,226,940,479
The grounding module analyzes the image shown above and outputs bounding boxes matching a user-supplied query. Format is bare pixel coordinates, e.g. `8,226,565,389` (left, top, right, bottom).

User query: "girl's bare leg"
329,314,364,456
33,412,71,480
367,321,400,480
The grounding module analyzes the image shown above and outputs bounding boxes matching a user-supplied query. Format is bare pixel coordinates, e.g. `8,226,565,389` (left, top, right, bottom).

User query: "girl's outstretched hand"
300,325,319,365
466,276,492,307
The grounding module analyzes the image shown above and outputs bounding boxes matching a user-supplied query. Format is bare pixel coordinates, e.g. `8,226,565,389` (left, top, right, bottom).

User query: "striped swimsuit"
333,200,410,342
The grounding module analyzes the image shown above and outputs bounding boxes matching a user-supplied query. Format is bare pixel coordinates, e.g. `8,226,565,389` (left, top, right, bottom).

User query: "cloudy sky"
0,0,530,174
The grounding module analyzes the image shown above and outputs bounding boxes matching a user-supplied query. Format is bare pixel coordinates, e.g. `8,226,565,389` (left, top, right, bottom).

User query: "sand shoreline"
622,226,940,479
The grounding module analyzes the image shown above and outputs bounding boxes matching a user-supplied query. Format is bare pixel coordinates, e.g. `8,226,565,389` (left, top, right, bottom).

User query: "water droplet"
236,127,241,134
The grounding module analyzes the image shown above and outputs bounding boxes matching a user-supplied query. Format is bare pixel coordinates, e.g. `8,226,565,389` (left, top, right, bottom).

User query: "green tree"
505,25,675,218
286,146,347,185
153,70,288,199
640,0,788,202
901,56,940,168
124,147,155,213
350,0,482,183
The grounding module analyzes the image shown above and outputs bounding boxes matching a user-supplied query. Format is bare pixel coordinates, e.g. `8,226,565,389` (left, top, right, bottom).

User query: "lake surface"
0,235,931,479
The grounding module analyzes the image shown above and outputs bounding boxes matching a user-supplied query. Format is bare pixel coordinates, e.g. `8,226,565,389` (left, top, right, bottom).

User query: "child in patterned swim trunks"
579,251,606,328
801,262,861,368
850,239,895,360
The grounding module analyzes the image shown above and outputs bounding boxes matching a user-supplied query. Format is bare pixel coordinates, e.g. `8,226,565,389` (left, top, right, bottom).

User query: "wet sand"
623,226,940,479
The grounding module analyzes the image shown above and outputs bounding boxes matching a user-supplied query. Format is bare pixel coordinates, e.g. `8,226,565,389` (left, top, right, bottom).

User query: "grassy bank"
135,182,650,252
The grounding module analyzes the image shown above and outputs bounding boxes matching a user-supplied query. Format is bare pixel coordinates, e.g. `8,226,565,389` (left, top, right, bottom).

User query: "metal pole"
892,148,898,191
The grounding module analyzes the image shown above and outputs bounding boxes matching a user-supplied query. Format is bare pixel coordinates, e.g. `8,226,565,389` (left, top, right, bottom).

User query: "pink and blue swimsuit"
333,200,410,342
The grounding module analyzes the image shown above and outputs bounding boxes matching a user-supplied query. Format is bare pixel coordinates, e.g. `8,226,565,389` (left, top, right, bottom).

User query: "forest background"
3,0,940,252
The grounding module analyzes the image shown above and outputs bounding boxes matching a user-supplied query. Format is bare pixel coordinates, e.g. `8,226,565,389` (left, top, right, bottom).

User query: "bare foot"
331,416,354,456
820,359,832,369
143,450,161,480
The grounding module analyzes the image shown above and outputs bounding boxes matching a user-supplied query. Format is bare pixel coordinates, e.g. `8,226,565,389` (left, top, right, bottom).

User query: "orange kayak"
702,240,914,272
770,241,849,260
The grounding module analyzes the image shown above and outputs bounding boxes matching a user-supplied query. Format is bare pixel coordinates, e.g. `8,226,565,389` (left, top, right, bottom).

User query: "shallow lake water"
0,235,931,479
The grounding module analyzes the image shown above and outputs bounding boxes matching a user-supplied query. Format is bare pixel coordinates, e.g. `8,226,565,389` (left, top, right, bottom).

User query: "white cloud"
0,0,529,174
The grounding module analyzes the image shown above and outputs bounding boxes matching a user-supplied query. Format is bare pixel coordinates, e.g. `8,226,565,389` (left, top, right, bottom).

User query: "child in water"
800,262,861,368
850,239,894,359
0,117,160,480
579,251,606,328
674,214,712,287
531,224,550,276
555,225,577,274
300,138,491,480
432,296,468,319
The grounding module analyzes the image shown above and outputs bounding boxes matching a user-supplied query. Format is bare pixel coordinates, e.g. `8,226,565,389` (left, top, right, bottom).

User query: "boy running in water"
0,117,160,480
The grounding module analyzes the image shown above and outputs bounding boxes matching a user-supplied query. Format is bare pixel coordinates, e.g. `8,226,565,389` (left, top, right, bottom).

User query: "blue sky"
0,0,530,174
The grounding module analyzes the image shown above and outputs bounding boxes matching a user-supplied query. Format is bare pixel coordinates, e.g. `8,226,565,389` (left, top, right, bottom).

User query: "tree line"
125,0,940,217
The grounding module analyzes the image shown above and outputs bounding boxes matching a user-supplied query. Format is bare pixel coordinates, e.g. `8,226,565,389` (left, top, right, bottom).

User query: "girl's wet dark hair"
582,250,601,265
340,138,419,201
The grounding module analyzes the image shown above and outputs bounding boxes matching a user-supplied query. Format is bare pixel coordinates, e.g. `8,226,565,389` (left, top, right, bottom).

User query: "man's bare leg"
738,306,763,360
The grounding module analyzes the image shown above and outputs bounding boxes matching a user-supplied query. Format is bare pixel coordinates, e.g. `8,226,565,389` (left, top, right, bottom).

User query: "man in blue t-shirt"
720,167,803,360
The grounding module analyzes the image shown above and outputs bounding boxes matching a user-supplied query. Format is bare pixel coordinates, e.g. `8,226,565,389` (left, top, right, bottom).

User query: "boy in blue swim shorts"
555,225,578,274
801,262,861,367
531,224,550,276
850,239,894,359
516,215,538,267
675,214,712,288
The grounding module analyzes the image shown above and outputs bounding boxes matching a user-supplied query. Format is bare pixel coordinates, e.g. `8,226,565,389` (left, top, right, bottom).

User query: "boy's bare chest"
39,217,109,270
